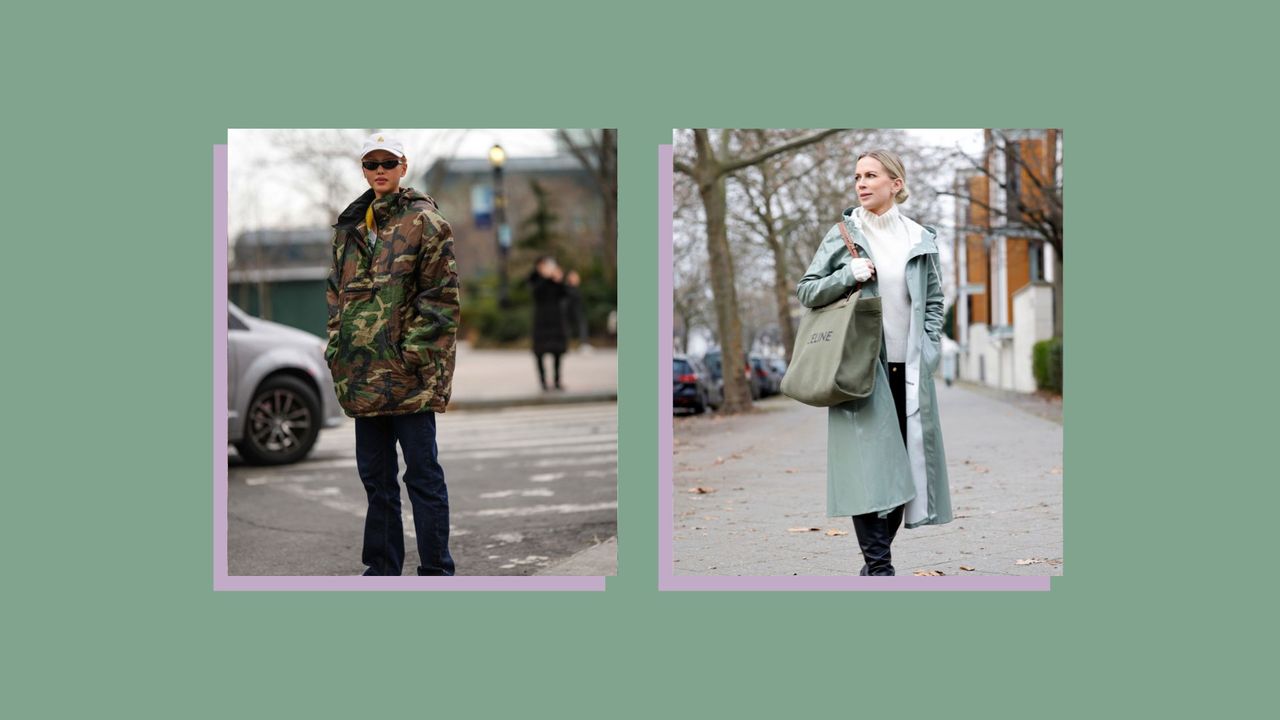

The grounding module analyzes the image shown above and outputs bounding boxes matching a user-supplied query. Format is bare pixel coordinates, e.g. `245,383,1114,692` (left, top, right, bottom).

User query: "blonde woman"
796,149,952,576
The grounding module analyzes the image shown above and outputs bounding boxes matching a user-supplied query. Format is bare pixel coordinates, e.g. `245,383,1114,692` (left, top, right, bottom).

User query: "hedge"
1032,337,1063,394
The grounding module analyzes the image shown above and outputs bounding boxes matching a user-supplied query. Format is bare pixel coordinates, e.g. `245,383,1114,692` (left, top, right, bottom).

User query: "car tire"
235,374,322,466
692,391,707,415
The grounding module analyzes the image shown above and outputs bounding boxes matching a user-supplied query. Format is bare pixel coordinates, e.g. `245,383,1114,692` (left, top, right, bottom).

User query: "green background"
4,0,1272,715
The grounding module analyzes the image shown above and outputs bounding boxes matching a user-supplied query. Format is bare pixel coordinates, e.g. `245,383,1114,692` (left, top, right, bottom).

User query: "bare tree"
728,130,825,362
674,129,842,414
673,171,713,354
726,129,946,362
557,129,618,283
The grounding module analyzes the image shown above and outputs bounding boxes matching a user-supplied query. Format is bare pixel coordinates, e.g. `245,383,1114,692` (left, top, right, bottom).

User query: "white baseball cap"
359,132,405,159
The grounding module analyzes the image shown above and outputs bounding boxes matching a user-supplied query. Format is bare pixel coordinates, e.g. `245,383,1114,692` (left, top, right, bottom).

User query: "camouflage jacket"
324,187,459,416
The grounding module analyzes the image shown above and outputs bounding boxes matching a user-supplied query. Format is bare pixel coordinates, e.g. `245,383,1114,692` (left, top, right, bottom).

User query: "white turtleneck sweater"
856,204,913,363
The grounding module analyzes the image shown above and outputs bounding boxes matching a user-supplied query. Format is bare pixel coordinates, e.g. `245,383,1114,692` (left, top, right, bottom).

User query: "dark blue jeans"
354,411,455,576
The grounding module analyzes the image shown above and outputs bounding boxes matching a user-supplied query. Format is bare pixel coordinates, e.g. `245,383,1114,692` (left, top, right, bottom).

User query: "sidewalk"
449,341,617,409
535,536,618,576
672,382,1063,576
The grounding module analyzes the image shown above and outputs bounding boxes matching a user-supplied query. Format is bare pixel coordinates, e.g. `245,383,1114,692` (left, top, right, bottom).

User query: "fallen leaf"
959,565,975,572
825,529,849,537
785,468,798,474
1015,557,1063,566
713,456,725,465
1049,466,1063,475
972,465,990,474
787,527,821,533
913,570,945,576
688,487,717,494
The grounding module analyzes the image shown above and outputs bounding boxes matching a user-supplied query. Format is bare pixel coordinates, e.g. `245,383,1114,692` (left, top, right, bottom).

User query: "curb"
535,536,617,576
449,391,617,411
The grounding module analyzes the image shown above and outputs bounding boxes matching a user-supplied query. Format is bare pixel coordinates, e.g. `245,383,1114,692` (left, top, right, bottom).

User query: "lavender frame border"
657,144,1049,592
212,145,604,592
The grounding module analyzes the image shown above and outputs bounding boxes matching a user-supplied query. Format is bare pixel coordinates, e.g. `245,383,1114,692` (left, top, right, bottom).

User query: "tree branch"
718,129,842,177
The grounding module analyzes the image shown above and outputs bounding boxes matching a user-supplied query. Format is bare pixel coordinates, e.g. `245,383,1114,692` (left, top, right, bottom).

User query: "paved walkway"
672,381,1064,576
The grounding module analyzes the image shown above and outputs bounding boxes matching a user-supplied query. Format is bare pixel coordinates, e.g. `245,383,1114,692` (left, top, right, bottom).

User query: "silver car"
228,303,344,465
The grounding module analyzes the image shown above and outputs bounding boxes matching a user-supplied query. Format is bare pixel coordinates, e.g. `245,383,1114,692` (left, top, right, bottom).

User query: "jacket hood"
334,189,375,229
334,187,437,229
842,205,938,256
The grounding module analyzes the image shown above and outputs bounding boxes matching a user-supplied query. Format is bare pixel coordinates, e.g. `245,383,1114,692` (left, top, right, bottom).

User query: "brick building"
422,155,607,281
953,129,1061,391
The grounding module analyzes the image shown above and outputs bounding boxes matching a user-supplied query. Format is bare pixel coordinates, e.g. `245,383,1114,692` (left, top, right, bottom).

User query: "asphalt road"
228,402,617,576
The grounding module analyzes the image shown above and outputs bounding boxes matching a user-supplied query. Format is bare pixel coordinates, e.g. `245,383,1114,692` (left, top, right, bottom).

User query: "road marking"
456,501,618,519
499,555,551,570
440,432,618,452
273,484,471,538
514,453,617,469
478,489,555,499
447,442,618,461
530,472,565,482
438,424,616,444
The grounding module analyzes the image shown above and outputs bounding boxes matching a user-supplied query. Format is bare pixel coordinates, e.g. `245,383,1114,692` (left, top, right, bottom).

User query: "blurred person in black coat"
528,256,578,390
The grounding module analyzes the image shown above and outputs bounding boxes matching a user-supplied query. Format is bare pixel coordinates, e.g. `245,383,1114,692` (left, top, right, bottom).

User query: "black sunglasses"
362,159,402,171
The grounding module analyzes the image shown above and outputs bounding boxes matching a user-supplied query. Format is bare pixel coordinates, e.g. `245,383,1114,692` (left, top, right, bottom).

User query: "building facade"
952,129,1061,392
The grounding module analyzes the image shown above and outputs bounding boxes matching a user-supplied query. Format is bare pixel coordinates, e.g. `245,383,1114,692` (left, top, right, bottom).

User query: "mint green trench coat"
795,207,953,528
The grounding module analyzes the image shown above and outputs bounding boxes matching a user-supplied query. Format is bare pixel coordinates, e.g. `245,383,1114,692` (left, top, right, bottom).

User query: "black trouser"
354,411,454,576
887,361,908,444
535,351,562,389
852,361,908,575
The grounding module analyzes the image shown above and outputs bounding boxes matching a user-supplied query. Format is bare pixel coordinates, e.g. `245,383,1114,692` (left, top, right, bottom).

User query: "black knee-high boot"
853,504,905,576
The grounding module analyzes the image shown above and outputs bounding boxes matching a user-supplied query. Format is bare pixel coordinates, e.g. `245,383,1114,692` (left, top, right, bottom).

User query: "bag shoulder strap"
837,220,860,259
837,220,862,294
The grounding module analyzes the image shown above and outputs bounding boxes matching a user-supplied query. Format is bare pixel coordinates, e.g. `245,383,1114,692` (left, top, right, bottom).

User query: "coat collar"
842,205,938,260
334,189,375,230
334,187,436,230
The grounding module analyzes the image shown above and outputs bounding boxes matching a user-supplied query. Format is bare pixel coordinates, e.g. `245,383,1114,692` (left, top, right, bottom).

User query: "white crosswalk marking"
236,403,617,565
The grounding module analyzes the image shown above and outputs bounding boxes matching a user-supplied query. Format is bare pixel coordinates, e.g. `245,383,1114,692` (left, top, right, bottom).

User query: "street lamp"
489,143,510,305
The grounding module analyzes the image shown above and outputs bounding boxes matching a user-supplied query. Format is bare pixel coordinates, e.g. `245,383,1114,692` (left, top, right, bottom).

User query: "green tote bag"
780,223,883,407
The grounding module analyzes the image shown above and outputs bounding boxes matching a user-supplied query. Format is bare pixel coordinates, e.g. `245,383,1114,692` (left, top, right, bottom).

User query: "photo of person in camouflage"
324,133,461,575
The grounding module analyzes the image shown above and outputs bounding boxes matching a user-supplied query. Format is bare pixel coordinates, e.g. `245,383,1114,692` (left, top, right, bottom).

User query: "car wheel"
692,391,707,415
235,375,322,466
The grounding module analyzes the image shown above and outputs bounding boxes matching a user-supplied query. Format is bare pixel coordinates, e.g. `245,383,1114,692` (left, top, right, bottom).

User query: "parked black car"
769,357,788,394
673,354,722,414
750,354,781,397
704,350,762,401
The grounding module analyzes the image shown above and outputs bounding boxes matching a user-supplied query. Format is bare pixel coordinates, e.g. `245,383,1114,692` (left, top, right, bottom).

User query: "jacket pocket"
921,334,941,374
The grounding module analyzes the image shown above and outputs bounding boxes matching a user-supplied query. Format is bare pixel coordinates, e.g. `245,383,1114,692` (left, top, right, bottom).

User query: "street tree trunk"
767,233,795,362
701,172,753,413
